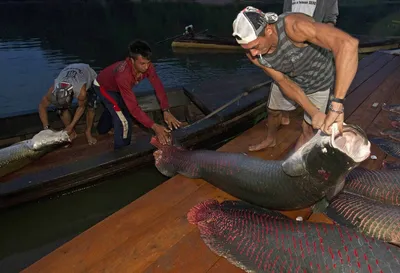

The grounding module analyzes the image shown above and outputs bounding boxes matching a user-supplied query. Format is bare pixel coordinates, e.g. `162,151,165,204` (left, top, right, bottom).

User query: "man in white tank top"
38,63,98,145
245,0,339,152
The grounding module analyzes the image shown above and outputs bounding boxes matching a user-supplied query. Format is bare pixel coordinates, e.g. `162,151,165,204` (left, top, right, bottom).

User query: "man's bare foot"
248,138,276,152
281,112,290,125
69,130,77,140
85,131,97,145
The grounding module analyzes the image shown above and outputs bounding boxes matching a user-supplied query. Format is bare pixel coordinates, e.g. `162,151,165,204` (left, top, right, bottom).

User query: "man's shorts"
86,84,98,109
267,82,330,125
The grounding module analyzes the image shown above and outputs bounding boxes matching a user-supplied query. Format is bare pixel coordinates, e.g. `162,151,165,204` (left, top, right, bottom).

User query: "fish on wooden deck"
188,199,400,273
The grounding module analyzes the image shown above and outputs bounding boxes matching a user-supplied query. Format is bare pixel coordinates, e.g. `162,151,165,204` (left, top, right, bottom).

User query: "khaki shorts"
267,82,330,125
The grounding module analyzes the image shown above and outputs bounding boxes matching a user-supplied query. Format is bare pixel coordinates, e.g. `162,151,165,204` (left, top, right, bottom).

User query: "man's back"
257,13,334,94
55,63,97,98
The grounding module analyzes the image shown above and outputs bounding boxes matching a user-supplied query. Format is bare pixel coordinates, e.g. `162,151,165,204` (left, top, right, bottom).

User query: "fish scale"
380,128,400,137
369,137,400,159
188,199,400,273
326,192,400,245
343,167,400,206
388,115,400,122
156,147,335,210
382,160,400,170
382,104,400,115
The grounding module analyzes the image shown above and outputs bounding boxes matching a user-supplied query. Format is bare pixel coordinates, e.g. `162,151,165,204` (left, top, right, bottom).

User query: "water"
0,166,168,273
1,2,400,272
1,2,399,116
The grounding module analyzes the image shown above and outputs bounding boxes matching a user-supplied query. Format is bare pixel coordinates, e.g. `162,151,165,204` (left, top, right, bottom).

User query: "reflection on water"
0,166,167,273
1,2,399,116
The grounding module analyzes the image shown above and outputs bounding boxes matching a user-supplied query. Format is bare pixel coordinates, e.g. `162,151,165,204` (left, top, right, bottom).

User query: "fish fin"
311,198,330,213
325,178,346,201
281,156,308,176
219,200,290,219
187,199,220,225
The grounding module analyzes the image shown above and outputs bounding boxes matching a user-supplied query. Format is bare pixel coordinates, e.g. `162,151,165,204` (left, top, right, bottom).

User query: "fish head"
150,136,185,177
304,123,371,182
29,129,71,151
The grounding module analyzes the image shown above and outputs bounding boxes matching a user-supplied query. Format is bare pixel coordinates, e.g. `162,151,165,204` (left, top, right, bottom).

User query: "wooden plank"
363,78,400,170
347,53,395,96
344,55,400,119
357,51,386,70
142,229,221,273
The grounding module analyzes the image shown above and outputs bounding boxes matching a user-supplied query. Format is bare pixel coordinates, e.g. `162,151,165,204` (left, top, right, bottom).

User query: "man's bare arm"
285,14,359,101
38,85,54,128
67,85,87,131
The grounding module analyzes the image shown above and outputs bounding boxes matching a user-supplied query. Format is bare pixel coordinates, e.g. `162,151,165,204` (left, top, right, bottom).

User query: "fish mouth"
330,123,371,162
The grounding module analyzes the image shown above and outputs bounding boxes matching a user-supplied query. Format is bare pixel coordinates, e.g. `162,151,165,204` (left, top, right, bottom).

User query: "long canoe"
0,72,271,209
172,32,400,54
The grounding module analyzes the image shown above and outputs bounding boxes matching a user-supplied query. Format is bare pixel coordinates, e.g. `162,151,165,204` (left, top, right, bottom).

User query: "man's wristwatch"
163,108,170,113
44,125,50,129
330,95,345,104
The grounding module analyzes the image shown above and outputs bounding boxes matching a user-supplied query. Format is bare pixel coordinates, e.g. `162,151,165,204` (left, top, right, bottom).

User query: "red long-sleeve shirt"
96,58,169,128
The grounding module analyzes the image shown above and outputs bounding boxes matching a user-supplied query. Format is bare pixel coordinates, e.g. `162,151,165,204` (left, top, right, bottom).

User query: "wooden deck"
23,50,400,273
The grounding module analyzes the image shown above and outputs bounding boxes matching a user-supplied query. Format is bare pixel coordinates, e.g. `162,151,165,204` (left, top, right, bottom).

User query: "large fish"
152,124,371,210
382,160,400,170
370,137,400,159
0,129,71,177
382,103,400,115
343,167,399,206
188,199,400,273
326,192,400,245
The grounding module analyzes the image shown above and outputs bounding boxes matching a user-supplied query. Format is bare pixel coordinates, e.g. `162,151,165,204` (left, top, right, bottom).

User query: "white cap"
232,6,278,45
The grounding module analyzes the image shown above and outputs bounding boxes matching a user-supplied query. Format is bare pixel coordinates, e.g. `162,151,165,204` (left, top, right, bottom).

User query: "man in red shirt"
94,40,181,149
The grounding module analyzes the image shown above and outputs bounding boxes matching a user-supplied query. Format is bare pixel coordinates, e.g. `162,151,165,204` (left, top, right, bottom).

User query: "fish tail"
187,199,220,225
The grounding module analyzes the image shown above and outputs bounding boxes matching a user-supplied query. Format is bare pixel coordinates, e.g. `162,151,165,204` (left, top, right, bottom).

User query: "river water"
0,1,400,272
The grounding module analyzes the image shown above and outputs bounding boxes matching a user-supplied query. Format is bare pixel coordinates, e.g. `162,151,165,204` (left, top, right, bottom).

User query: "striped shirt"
258,13,335,94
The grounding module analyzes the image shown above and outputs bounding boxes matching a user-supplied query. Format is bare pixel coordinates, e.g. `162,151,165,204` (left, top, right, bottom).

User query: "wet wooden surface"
0,125,148,183
23,51,400,273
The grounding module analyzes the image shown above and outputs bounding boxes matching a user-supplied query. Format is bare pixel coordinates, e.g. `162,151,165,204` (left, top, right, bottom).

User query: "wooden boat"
171,30,400,54
0,72,272,209
22,50,400,273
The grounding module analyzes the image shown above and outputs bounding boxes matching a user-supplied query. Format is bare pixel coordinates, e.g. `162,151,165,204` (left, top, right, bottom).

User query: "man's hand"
65,125,77,140
163,111,182,130
321,104,344,135
152,123,171,145
311,111,326,130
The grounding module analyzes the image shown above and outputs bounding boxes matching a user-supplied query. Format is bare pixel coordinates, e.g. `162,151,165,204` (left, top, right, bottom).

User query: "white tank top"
54,63,97,99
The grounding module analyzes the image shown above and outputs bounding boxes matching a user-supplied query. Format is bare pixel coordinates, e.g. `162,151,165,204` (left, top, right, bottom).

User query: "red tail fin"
187,199,220,225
